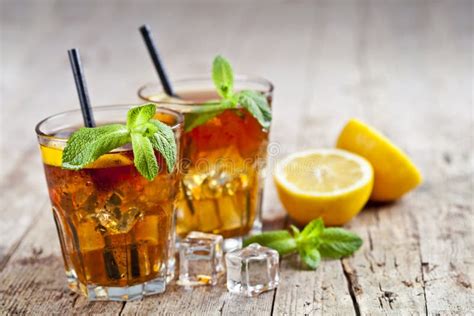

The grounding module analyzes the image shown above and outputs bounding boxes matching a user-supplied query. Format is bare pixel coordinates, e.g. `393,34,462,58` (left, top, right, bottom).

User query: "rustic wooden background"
1,0,473,314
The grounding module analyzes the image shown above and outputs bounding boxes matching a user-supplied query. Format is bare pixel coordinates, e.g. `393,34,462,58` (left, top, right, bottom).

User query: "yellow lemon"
40,145,63,167
336,119,422,201
274,149,373,226
40,145,133,168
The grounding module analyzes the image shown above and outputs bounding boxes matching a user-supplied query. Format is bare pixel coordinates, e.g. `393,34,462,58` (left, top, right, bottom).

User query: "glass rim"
35,104,184,140
137,74,274,105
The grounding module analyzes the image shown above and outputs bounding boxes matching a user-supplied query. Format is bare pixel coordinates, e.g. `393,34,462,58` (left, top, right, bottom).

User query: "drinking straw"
139,24,176,97
68,48,96,127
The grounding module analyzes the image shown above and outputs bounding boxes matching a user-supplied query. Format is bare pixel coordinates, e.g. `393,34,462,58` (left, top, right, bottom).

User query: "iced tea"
36,106,182,300
139,77,272,247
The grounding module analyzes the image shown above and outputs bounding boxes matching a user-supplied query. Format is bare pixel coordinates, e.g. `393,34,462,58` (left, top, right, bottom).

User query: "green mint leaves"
61,124,130,170
127,103,156,127
184,55,272,132
243,218,362,269
237,90,272,129
62,103,177,181
131,133,158,181
148,119,177,173
212,56,234,99
317,228,365,259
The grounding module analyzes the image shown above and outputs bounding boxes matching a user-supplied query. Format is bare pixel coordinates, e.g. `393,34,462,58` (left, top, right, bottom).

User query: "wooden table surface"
1,0,473,314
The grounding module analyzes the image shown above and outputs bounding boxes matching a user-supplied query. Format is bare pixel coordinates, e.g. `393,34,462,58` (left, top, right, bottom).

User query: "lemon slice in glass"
40,145,133,168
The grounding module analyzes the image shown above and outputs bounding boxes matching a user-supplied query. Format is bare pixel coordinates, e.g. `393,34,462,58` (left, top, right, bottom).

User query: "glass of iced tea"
35,105,183,301
138,76,273,250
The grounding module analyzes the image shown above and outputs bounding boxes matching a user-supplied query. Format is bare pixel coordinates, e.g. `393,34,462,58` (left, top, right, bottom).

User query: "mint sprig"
61,103,177,181
243,218,362,269
184,55,272,132
212,56,234,99
131,133,158,180
61,124,130,170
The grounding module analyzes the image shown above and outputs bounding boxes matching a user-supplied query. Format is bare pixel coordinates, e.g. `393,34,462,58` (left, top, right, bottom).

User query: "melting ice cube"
178,231,225,286
225,243,279,296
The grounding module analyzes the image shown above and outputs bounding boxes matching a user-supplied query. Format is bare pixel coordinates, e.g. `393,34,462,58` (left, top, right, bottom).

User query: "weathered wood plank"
274,257,355,316
121,282,275,316
0,0,66,269
413,0,473,313
271,1,361,314
342,200,427,315
0,150,48,270
339,0,474,314
413,155,473,315
329,1,430,314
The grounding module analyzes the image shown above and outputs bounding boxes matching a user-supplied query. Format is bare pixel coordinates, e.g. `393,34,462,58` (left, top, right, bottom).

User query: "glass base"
167,255,176,283
66,271,166,301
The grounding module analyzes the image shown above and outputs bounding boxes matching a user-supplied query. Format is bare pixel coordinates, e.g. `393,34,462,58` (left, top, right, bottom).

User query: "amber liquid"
41,145,177,289
168,90,270,238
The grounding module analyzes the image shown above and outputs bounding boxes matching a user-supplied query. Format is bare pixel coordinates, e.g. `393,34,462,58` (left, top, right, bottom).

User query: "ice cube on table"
186,231,225,273
178,231,224,286
225,243,279,297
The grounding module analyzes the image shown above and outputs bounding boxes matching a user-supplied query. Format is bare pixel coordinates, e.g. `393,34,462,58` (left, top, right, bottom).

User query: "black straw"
68,48,95,127
139,24,176,97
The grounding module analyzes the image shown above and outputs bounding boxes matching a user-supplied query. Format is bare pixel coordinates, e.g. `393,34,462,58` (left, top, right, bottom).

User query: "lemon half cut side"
274,149,374,226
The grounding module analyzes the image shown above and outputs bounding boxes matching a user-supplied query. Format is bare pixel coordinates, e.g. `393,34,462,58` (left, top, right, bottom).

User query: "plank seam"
341,259,361,316
270,287,278,315
411,211,429,316
118,301,126,316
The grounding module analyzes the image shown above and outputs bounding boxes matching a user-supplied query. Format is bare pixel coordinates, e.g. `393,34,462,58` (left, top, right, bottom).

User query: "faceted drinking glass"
35,105,183,301
138,76,273,250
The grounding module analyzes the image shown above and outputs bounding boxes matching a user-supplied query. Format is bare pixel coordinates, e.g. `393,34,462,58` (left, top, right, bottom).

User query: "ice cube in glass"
225,243,279,297
178,231,224,286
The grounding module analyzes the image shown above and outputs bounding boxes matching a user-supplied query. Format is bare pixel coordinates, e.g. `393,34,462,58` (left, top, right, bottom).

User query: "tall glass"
139,76,273,250
36,105,183,301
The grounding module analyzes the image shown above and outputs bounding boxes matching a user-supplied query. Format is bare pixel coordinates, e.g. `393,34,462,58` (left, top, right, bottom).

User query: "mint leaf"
266,238,298,256
318,228,363,259
244,230,290,246
185,109,224,132
131,133,158,181
240,218,362,270
183,101,233,132
212,55,234,98
299,247,321,269
244,230,297,256
127,103,156,130
62,124,130,170
183,56,272,132
237,90,272,129
149,119,177,172
290,225,300,239
61,103,176,181
300,218,325,240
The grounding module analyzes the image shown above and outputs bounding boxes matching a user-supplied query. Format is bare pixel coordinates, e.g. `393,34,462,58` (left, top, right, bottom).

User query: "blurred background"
1,0,472,222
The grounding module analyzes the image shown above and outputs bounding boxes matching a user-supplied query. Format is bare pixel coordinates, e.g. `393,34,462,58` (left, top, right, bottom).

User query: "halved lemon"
336,119,422,201
274,149,373,226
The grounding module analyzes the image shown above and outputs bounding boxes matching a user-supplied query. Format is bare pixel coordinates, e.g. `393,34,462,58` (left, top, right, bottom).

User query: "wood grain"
0,0,472,315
